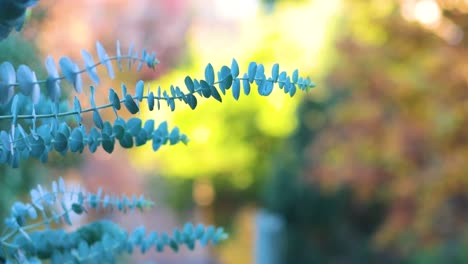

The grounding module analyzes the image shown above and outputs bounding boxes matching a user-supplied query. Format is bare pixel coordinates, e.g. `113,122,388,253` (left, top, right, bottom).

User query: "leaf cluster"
0,40,315,168
0,0,38,41
0,178,227,263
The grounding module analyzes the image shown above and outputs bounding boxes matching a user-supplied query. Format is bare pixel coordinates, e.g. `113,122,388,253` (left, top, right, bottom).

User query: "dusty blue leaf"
81,49,100,84
0,61,15,103
16,64,34,95
258,78,274,96
96,41,114,79
108,88,121,110
271,63,279,82
247,62,257,83
184,76,194,93
59,57,78,90
124,94,139,114
116,40,123,71
231,58,239,78
135,80,144,102
232,78,240,100
69,127,84,153
242,73,250,95
205,63,215,85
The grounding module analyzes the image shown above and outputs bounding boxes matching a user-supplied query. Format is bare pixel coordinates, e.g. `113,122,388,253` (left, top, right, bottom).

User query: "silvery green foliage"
0,0,38,40
0,177,228,263
0,40,316,168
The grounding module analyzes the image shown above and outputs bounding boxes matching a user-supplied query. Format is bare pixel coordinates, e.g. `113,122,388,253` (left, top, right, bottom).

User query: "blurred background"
1,0,467,263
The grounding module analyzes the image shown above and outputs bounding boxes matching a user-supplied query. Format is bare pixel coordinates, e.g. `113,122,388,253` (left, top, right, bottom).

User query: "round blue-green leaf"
232,78,240,100
119,132,133,148
292,69,299,83
0,61,15,103
205,63,215,85
81,49,100,85
108,88,121,110
88,127,100,153
148,91,155,111
113,123,125,140
184,76,194,93
93,110,103,129
135,80,144,102
96,41,115,79
54,132,68,153
169,127,180,145
101,133,114,154
59,57,78,90
231,58,239,78
69,127,84,153
258,78,274,96
73,96,82,124
136,130,148,146
144,120,155,135
30,136,45,158
126,117,142,136
200,80,211,98
186,94,197,110
242,73,250,95
247,62,257,83
71,203,86,215
16,64,34,95
271,63,279,82
210,85,222,102
255,64,265,86
124,94,139,114
218,66,232,93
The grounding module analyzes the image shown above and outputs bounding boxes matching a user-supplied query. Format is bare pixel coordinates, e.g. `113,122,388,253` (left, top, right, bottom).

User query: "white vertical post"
255,209,284,264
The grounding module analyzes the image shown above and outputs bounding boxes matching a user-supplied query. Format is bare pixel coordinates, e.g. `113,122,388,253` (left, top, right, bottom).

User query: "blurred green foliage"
266,0,468,263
